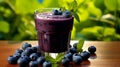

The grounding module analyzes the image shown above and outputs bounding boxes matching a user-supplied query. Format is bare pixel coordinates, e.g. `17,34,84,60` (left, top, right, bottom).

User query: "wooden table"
0,41,120,67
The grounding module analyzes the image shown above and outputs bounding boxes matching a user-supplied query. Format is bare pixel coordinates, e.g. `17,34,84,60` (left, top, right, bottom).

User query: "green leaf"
72,0,78,12
45,55,56,63
55,53,64,62
73,12,80,23
77,39,84,52
63,0,79,12
45,53,64,63
45,53,64,67
104,0,118,11
52,63,58,67
0,21,9,33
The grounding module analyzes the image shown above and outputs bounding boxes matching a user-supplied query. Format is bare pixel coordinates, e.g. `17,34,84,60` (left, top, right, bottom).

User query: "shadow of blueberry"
89,53,97,59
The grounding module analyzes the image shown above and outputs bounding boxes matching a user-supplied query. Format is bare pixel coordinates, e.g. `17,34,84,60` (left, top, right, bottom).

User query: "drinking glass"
34,8,74,56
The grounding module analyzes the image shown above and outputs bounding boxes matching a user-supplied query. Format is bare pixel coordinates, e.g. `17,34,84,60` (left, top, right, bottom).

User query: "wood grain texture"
0,41,120,67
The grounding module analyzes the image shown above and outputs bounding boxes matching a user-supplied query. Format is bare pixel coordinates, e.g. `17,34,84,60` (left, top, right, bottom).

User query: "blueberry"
37,56,46,65
58,10,62,15
61,57,70,67
19,56,31,62
7,55,18,64
52,9,59,15
23,55,31,62
13,53,21,59
63,10,71,18
43,61,52,67
80,51,90,60
73,43,78,49
88,46,96,53
72,53,82,65
17,57,29,67
22,42,32,50
31,46,38,53
30,53,39,61
21,51,28,57
64,52,72,61
22,47,33,56
52,9,63,15
15,49,23,54
69,47,77,54
29,61,38,67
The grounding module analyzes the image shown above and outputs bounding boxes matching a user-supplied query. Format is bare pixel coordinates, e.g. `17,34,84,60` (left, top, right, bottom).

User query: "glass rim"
34,8,59,13
34,8,73,19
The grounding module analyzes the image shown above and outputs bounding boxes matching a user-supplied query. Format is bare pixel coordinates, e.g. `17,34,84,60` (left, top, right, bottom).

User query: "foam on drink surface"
36,12,72,20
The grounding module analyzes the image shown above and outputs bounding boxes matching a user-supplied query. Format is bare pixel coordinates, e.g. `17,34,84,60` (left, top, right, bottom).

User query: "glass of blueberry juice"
34,8,74,56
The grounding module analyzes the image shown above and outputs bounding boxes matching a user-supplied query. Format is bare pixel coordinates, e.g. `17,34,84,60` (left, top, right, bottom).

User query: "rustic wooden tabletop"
0,41,120,67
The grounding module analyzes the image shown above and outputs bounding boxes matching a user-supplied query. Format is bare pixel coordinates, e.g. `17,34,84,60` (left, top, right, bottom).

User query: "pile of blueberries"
8,43,48,67
62,43,96,66
7,42,96,67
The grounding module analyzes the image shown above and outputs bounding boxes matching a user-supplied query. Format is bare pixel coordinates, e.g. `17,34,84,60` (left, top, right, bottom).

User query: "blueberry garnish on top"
52,9,71,18
63,10,71,18
58,9,62,15
52,9,63,15
52,9,59,15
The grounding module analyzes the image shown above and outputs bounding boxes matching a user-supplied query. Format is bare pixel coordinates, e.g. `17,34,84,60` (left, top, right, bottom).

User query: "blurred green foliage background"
0,0,120,41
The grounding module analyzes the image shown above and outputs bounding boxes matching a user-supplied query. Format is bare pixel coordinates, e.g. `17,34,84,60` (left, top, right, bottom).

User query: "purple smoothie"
34,12,74,53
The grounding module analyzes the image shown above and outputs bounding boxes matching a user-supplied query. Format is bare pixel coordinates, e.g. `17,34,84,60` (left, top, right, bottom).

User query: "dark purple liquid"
35,13,74,53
